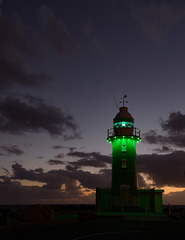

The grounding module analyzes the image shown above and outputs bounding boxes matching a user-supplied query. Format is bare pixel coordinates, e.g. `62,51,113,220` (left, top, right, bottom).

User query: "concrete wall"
138,189,164,213
96,187,164,213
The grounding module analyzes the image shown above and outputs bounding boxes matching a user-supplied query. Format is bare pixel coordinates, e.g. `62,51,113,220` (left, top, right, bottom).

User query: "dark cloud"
36,156,45,159
0,14,42,58
10,162,110,190
83,21,106,55
68,151,111,163
39,5,77,55
66,168,111,189
52,145,76,152
160,111,185,134
169,134,185,148
0,5,80,91
143,111,185,148
142,130,166,145
0,145,24,156
68,158,107,169
0,95,81,139
0,56,52,89
137,151,185,188
99,168,111,175
25,94,44,105
1,167,10,175
67,151,112,169
1,148,185,203
153,145,174,153
48,159,64,165
143,129,185,148
52,145,64,150
54,153,64,159
68,151,92,158
11,163,67,190
0,178,37,204
0,14,52,90
0,161,109,203
0,176,94,204
12,163,44,181
131,1,185,42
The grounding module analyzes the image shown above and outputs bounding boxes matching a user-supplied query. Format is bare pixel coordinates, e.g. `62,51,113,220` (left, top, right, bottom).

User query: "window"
121,144,126,153
121,159,127,168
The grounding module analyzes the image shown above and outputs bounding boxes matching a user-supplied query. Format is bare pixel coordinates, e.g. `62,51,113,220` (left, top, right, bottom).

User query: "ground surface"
1,212,185,239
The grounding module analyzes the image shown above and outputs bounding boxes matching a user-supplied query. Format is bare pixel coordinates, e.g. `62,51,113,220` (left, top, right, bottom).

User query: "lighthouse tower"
96,96,164,213
107,96,141,192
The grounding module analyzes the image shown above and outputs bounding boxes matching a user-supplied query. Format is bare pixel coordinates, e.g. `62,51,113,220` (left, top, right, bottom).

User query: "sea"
0,204,96,211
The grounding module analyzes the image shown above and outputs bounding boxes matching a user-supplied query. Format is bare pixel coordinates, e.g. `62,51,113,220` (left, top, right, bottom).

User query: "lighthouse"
107,96,141,191
96,96,164,213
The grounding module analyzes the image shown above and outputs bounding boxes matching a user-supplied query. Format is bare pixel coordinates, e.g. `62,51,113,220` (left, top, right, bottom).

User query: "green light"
114,121,134,128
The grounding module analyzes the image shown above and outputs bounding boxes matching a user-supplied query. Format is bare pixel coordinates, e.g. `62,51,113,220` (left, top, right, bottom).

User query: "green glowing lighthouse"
107,95,141,191
96,96,163,213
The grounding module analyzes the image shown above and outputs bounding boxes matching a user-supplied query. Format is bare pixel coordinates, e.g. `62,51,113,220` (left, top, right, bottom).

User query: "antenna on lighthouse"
113,96,119,109
120,94,128,107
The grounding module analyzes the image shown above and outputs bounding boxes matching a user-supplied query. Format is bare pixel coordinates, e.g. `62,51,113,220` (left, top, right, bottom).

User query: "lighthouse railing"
134,127,141,137
107,127,141,138
107,128,114,138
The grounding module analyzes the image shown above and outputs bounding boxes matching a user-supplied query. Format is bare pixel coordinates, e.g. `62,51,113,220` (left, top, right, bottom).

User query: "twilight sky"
1,0,185,205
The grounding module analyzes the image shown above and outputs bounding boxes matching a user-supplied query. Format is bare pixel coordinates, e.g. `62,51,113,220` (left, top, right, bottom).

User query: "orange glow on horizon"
163,186,185,195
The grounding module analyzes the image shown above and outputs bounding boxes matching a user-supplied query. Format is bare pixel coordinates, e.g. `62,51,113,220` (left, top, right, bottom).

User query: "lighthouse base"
96,187,164,213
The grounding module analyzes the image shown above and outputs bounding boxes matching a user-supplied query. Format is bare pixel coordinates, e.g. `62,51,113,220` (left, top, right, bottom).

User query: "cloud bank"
40,5,77,55
0,145,24,156
137,151,185,188
143,111,185,148
0,4,77,91
1,146,185,204
0,95,81,139
0,160,110,204
131,1,185,42
0,14,52,90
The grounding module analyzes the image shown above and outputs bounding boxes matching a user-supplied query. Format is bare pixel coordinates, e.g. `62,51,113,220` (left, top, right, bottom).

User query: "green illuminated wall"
107,106,141,197
109,136,138,190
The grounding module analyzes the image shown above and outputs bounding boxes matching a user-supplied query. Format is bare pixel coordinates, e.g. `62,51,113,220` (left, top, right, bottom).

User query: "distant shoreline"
0,204,185,210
